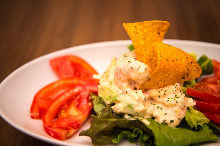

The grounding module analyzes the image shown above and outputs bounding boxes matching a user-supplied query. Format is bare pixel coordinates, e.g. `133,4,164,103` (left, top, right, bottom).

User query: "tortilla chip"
141,42,202,90
123,20,170,73
123,20,170,43
123,20,201,89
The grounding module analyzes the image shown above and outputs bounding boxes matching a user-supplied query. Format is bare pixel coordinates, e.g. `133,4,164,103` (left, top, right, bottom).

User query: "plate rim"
0,39,220,145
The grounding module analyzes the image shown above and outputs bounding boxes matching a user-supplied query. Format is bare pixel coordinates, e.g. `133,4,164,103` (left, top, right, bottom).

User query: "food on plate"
187,59,220,125
30,55,98,140
124,21,201,89
80,20,219,145
50,55,98,80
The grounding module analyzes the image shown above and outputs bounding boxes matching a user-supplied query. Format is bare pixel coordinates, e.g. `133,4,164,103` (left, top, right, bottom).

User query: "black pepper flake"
170,120,174,123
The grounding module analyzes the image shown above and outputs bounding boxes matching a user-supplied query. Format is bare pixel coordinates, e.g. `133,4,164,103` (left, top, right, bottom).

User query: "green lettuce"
112,128,152,146
79,105,151,145
128,44,135,51
91,94,106,115
141,119,218,146
197,55,214,75
182,80,196,93
189,53,197,60
185,107,210,129
80,105,218,146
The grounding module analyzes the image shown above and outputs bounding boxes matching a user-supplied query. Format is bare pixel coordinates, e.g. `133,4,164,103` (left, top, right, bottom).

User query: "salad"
29,20,220,145
79,20,220,145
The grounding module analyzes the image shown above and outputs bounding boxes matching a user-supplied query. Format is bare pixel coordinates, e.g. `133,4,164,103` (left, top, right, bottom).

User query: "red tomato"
200,111,220,125
30,78,98,119
201,71,220,84
186,83,220,103
201,60,220,84
43,86,92,140
50,55,98,80
195,100,220,113
213,60,220,74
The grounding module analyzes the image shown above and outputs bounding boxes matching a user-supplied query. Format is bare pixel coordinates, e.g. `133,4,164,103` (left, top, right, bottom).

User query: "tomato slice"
43,86,92,140
200,111,220,125
30,77,98,119
195,100,220,113
186,83,220,103
201,60,220,84
213,60,220,74
50,55,98,80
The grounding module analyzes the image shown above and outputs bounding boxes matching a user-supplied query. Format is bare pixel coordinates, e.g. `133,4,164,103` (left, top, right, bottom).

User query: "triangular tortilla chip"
123,20,202,89
141,43,202,89
123,20,170,73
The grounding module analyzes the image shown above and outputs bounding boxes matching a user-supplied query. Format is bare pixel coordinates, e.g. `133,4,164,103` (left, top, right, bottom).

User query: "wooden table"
0,0,220,145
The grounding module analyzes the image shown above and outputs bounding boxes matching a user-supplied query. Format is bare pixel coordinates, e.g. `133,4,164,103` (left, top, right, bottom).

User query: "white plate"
0,40,220,145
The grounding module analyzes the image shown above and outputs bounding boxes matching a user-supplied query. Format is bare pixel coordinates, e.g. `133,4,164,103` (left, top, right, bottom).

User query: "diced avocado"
98,58,119,104
99,86,117,104
123,104,135,114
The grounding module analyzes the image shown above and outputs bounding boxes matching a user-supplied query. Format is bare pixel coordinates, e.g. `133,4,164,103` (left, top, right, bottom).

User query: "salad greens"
182,80,196,93
79,104,152,145
197,55,214,75
128,44,135,51
91,94,106,115
112,128,152,146
142,119,217,146
80,95,218,146
185,107,210,129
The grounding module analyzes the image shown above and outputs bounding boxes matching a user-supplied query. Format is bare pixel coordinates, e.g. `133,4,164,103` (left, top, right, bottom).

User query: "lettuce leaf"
112,128,152,146
91,94,106,115
182,80,196,93
185,107,210,129
197,55,214,75
79,105,151,145
141,119,218,146
80,105,218,146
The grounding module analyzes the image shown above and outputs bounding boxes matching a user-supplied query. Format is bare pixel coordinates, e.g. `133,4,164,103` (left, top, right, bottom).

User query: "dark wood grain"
0,0,220,145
